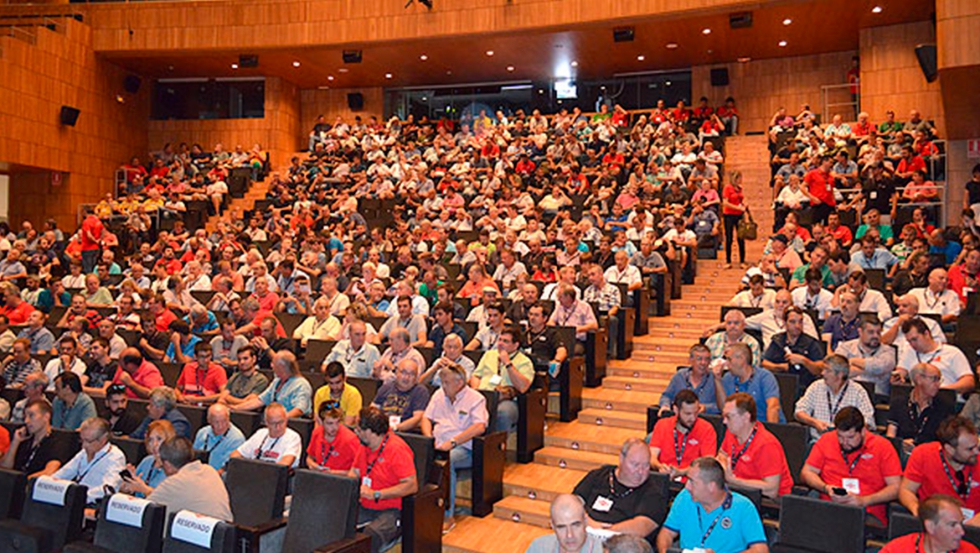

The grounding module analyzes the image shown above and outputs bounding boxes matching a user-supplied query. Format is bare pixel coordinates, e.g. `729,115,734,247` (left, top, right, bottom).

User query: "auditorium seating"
64,495,166,553
0,478,87,553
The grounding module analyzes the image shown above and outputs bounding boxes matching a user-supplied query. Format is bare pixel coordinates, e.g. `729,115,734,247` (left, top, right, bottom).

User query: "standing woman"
722,170,749,269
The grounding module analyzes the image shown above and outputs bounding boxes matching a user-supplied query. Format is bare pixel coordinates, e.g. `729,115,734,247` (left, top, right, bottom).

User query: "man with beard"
649,390,717,478
800,406,902,525
835,315,896,402
900,417,980,517
105,383,140,436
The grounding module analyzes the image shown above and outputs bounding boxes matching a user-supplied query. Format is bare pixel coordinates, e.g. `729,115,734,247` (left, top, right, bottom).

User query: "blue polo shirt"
185,311,219,334
258,375,313,416
658,368,719,414
165,335,202,361
663,489,766,553
720,368,785,423
193,423,247,471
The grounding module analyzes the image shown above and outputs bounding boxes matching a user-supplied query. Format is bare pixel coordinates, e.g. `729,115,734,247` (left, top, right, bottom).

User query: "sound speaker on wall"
613,27,634,43
914,44,938,83
123,75,142,94
239,55,259,68
343,50,362,64
60,106,80,126
710,68,729,87
347,93,364,110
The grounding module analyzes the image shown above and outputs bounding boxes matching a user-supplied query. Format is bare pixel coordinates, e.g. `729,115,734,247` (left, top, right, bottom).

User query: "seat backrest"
282,470,359,553
0,468,26,519
478,390,501,434
763,421,808,484
111,436,147,465
397,432,434,485
719,306,763,322
702,414,725,449
224,458,289,527
777,494,865,552
771,372,798,423
94,494,167,553
347,377,380,406
305,340,336,363
890,383,956,412
229,411,262,437
22,476,87,548
162,511,236,553
729,484,763,513
51,428,82,458
888,511,922,541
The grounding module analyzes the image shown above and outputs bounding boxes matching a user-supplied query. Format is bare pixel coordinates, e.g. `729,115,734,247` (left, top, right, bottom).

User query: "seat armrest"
313,533,373,553
236,518,289,553
471,432,506,517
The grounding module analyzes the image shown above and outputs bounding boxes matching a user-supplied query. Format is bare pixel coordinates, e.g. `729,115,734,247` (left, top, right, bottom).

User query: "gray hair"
149,386,177,411
443,334,463,349
823,354,850,379
389,327,411,345
910,362,940,382
604,534,653,553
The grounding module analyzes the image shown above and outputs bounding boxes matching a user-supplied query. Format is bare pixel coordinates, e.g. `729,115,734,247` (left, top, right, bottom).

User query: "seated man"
235,350,312,418
888,363,952,448
324,320,381,378
466,301,506,352
111,348,165,399
83,337,118,395
313,361,363,427
881,495,980,553
420,334,476,387
794,354,876,442
230,403,302,467
250,315,292,370
192,403,246,473
43,335,87,390
742,289,819,349
547,284,598,355
470,326,535,433
105,384,141,436
348,406,418,553
51,372,98,431
822,292,862,351
372,358,429,433
582,264,623,358
712,343,784,423
17,311,54,355
130,386,191,439
426,301,468,358
895,318,974,395
292,297,341,347
53,417,126,505
163,320,201,365
373,327,426,381
216,345,269,407
174,341,227,403
717,392,793,499
790,268,834,320
658,344,718,415
800,406,902,526
729,274,776,310
656,457,768,553
148,436,233,521
763,306,825,391
832,270,893,321
306,400,360,474
835,315,896,401
649,390,718,478
882,295,945,359
210,318,249,374
908,268,961,325
572,438,667,539
0,399,73,477
525,494,603,553
703,310,762,370
421,362,489,532
379,295,427,347
900,416,980,517
521,302,568,379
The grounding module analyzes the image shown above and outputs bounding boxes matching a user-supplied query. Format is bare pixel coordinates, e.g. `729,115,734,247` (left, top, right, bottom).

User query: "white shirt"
604,265,642,288
883,315,946,359
236,428,302,468
856,289,893,321
745,310,819,349
185,274,212,291
791,287,834,320
729,289,776,310
909,287,961,318
897,343,972,390
43,357,87,391
542,283,581,302
53,442,126,503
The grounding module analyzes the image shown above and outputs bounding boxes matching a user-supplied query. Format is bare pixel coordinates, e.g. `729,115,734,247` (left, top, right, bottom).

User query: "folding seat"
0,476,87,553
771,495,865,553
0,468,27,520
279,471,371,553
395,433,444,553
224,458,290,553
64,493,166,553
161,511,237,553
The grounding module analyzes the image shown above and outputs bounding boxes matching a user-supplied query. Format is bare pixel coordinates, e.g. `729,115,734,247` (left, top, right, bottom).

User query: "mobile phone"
832,487,848,496
119,469,133,481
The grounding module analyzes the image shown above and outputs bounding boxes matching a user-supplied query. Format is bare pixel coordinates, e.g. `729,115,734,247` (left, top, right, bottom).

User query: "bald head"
549,494,588,552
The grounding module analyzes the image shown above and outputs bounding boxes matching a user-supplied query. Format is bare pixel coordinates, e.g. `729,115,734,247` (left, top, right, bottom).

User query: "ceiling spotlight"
666,81,671,86
871,5,882,13
231,63,239,69
338,68,349,73
702,28,711,35
385,73,393,79
778,40,788,47
422,97,428,101
115,95,125,104
292,61,301,67
168,65,174,71
486,50,494,56
666,42,679,49
637,55,645,61
782,18,792,25
506,66,515,72
571,61,578,67
737,56,751,63
327,75,334,81
538,89,544,94
420,54,428,61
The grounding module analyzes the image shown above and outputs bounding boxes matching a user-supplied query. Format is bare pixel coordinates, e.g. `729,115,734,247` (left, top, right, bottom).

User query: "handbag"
737,208,757,241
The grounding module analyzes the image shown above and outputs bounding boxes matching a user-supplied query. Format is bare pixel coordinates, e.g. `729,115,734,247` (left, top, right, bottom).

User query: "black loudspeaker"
729,12,753,28
239,54,259,68
342,50,362,64
710,68,729,86
613,27,634,42
914,44,938,83
347,93,364,110
59,106,80,126
123,75,141,94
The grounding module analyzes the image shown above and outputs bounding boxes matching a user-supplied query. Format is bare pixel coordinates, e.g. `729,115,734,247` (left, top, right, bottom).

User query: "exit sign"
969,139,980,159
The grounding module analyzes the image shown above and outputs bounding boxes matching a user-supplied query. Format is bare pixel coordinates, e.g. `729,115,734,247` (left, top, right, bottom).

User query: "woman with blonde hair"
722,170,749,269
120,419,177,497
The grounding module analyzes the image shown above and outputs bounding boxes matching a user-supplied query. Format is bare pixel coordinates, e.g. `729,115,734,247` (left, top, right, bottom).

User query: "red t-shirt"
804,431,902,524
176,361,228,397
722,184,744,216
805,168,836,207
881,532,980,553
155,309,178,333
897,156,926,175
721,423,793,496
948,263,979,304
307,424,360,472
1,300,35,325
112,360,165,398
905,442,980,514
827,224,854,245
250,310,287,338
649,416,717,469
352,432,416,510
0,425,9,458
80,216,103,252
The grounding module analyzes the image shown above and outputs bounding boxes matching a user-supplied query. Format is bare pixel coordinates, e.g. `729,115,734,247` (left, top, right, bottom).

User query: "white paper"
32,476,70,506
171,510,220,548
105,493,149,528
586,527,620,543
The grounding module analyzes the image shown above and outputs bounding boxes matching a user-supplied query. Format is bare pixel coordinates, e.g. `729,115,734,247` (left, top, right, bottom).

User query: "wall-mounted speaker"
123,75,142,94
914,44,937,83
343,50,362,64
60,106,80,126
710,68,729,87
729,12,753,29
347,93,364,110
239,55,259,68
613,27,634,42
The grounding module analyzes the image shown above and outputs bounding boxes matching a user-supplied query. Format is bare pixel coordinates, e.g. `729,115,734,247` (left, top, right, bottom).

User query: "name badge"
842,478,861,495
870,191,878,200
388,415,401,430
592,495,614,512
489,374,503,386
363,476,372,488
964,508,976,520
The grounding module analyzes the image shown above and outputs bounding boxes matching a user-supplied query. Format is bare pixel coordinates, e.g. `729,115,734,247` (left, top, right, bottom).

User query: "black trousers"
723,214,745,264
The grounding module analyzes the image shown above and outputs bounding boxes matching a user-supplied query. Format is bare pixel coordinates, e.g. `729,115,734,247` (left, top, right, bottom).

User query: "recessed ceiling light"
738,56,751,63
385,73,392,79
666,81,672,86
317,86,330,90
168,65,174,71
538,89,544,94
666,42,679,49
506,66,515,72
292,61,301,67
327,75,334,81
637,55,645,61
702,28,711,35
486,50,494,56
338,68,349,73
778,40,788,47
420,54,428,61
782,18,792,25
571,61,578,67
231,63,239,69
446,70,452,75
871,5,883,13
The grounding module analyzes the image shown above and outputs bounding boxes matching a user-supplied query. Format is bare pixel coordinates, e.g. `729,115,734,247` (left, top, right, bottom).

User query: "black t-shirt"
85,359,119,389
14,430,75,474
572,465,667,536
888,395,953,445
523,326,560,367
110,410,142,437
967,180,980,206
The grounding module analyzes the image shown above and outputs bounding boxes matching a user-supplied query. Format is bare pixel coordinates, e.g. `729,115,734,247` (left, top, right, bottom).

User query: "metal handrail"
820,83,858,122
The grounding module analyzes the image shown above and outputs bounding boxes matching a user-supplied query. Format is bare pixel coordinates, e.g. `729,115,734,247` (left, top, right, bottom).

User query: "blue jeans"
447,446,473,516
81,249,100,274
496,399,519,433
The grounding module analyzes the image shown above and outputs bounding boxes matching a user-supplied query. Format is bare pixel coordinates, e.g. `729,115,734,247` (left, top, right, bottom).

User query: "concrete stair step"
608,365,682,379
577,408,648,430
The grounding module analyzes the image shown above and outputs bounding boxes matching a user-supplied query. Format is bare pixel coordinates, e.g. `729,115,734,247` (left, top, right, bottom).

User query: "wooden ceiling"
105,0,933,89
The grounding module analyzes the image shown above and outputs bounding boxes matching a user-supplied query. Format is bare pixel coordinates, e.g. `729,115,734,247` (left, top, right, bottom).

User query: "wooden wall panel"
859,22,944,137
298,87,384,144
691,51,856,133
0,19,151,231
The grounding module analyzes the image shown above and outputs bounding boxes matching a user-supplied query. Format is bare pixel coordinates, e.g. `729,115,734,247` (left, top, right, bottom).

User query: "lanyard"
696,492,733,547
826,382,849,419
733,371,754,394
207,432,226,452
909,396,933,441
925,290,945,311
74,450,110,483
273,377,290,402
940,450,974,500
674,426,689,463
840,443,863,474
916,349,941,366
23,435,46,469
320,436,337,464
730,425,758,468
256,435,282,459
607,470,636,499
365,433,391,477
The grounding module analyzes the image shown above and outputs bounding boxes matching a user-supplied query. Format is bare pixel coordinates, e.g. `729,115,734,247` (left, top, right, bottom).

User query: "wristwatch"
450,439,457,448
373,491,381,502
